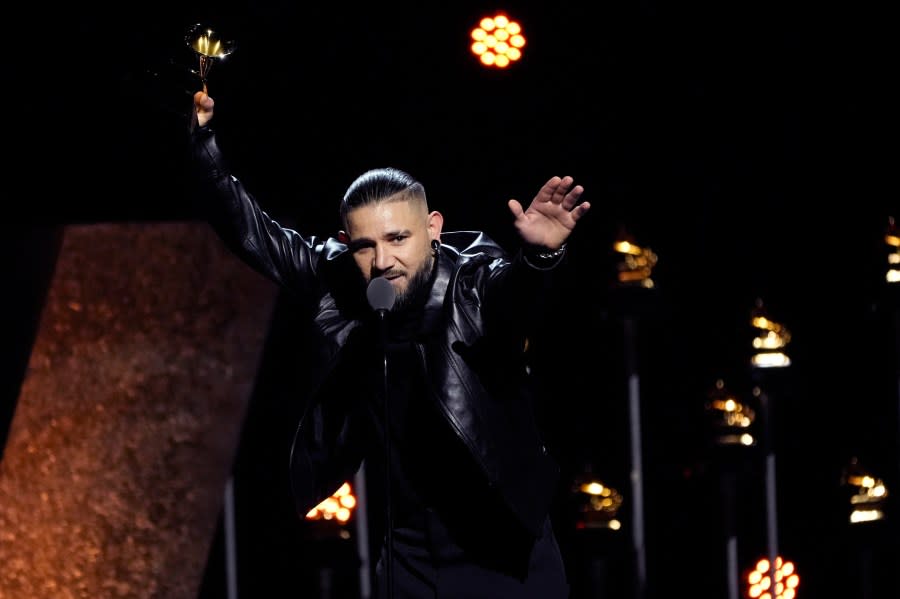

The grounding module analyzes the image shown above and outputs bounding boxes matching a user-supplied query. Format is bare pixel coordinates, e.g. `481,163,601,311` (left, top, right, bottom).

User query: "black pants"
375,508,569,599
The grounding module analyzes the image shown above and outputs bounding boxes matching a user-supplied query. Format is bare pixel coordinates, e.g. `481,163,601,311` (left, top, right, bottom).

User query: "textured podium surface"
0,222,277,599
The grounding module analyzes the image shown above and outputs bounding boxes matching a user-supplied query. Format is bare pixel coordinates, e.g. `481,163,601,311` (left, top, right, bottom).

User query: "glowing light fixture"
572,475,623,531
746,556,800,599
305,481,358,526
842,457,889,524
886,216,899,284
470,13,526,68
613,234,658,289
705,378,756,447
750,299,791,368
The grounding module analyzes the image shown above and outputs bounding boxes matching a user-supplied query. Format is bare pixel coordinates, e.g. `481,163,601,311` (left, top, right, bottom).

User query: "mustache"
373,268,406,279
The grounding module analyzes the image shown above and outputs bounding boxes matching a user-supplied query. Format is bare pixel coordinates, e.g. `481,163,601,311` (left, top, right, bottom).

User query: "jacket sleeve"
481,249,566,341
288,397,369,517
189,124,329,302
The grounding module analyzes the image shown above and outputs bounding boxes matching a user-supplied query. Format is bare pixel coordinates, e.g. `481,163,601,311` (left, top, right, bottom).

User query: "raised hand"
507,175,590,250
193,91,215,128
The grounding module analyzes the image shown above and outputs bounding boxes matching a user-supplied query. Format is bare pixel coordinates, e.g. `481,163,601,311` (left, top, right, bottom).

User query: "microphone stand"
375,307,394,599
366,277,396,599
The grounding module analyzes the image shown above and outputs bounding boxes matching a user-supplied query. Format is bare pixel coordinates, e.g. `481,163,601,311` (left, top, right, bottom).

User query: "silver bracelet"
535,243,567,260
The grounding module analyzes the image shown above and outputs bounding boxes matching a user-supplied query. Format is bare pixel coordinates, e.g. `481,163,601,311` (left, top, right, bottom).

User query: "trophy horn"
185,23,236,93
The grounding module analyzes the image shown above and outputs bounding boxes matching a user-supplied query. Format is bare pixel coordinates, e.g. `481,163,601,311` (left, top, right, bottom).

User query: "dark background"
7,2,897,598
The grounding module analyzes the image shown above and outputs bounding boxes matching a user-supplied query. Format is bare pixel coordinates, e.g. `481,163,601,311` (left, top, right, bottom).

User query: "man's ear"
338,230,350,244
428,211,444,242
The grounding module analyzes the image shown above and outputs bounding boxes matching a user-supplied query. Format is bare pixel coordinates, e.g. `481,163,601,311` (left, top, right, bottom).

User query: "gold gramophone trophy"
185,23,236,93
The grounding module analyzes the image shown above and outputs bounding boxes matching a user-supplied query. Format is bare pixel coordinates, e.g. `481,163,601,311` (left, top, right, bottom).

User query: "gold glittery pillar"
0,222,277,599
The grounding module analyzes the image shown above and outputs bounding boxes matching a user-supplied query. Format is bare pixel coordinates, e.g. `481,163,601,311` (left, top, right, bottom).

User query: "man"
189,90,591,598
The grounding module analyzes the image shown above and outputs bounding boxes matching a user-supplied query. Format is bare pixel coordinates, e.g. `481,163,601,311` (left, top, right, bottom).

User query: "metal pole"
894,309,900,485
758,388,779,597
623,317,646,599
354,464,372,599
721,470,739,599
223,476,239,599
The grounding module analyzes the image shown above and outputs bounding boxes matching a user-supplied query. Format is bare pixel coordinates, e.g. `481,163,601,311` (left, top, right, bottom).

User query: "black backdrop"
8,2,897,597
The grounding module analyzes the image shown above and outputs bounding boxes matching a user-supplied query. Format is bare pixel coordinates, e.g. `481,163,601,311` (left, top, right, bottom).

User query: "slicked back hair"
340,167,427,230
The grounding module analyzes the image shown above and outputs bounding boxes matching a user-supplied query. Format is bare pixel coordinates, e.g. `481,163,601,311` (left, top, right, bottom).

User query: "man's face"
343,199,443,307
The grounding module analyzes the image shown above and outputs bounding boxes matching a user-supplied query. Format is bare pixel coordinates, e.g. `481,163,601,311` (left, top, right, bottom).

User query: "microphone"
366,276,396,313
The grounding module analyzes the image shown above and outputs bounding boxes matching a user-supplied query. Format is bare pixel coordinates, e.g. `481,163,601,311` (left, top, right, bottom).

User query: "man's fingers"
561,185,585,209
572,201,591,221
548,176,576,204
508,199,525,219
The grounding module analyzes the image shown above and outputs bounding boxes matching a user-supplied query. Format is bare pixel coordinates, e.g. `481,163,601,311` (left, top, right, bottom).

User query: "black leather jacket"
190,126,562,537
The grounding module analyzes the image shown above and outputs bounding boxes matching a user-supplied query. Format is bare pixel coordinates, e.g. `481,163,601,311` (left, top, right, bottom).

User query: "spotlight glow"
305,481,357,523
746,556,800,599
470,13,526,69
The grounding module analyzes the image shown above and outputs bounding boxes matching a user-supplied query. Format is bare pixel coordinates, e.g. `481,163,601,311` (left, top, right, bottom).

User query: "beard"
392,254,435,313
